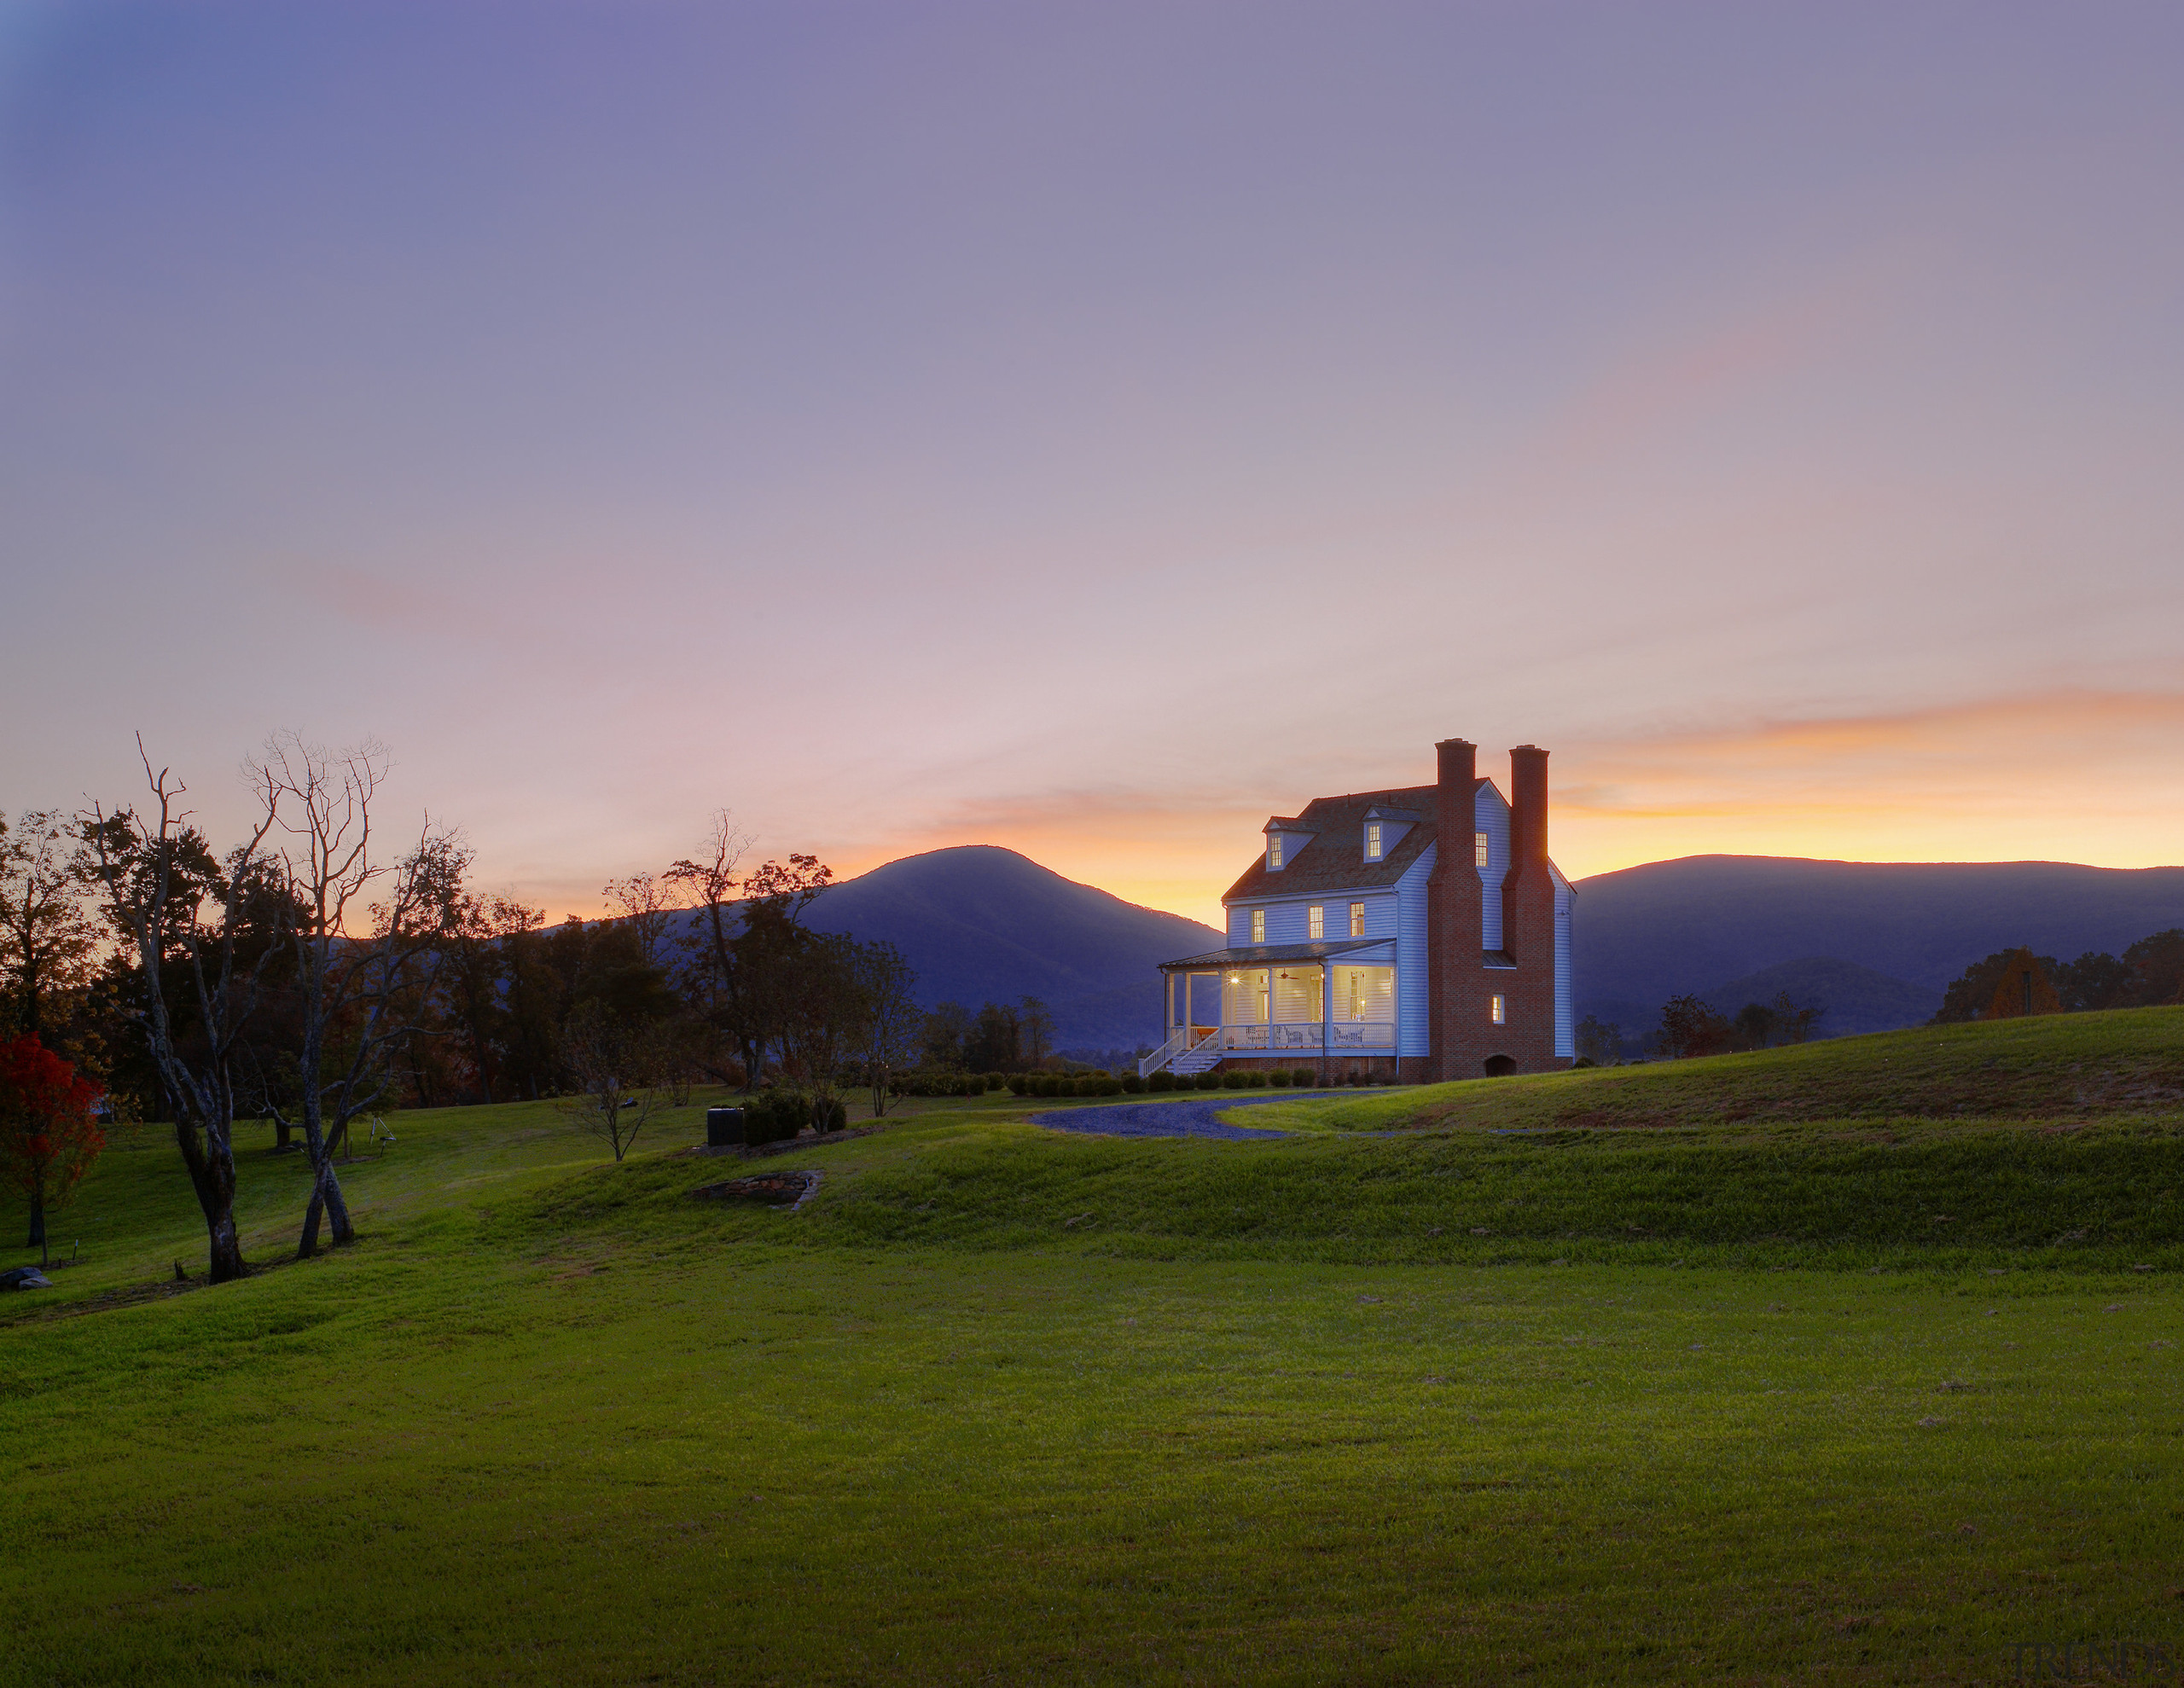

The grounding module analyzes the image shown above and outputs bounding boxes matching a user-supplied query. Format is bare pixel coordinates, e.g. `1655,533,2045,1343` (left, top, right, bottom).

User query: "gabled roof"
1223,781,1490,902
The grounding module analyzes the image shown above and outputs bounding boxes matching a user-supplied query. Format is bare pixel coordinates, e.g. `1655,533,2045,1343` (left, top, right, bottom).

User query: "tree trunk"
175,1117,247,1284
29,1182,46,1266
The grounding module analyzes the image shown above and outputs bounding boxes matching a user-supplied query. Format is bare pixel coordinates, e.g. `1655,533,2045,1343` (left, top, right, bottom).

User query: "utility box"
705,1106,745,1148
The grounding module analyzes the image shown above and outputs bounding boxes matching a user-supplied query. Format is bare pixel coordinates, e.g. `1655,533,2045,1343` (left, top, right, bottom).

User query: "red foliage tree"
0,1033,104,1267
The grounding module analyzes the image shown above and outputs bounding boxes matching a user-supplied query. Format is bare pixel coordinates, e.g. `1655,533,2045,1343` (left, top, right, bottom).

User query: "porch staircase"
1138,1028,1223,1079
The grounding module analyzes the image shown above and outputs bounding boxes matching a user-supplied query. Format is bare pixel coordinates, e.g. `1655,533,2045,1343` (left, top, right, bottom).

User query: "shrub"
1221,1070,1246,1089
1097,1076,1123,1096
816,1095,847,1133
1007,1074,1030,1096
1037,1075,1060,1098
1291,1067,1316,1088
1194,1071,1221,1091
1246,1070,1268,1088
1122,1072,1145,1093
1269,1070,1292,1088
984,1072,1004,1092
744,1088,810,1145
1147,1070,1175,1092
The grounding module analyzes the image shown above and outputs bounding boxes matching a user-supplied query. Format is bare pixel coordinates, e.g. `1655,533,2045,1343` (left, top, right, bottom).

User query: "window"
1339,966,1395,1022
1475,831,1490,867
1349,902,1365,937
1490,994,1507,1025
1308,904,1324,941
1268,835,1283,869
1251,908,1266,944
1365,822,1382,860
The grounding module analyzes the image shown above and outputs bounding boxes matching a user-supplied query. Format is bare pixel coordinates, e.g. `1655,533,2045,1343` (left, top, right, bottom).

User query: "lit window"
1475,831,1490,867
1268,835,1283,869
1349,902,1365,937
1490,994,1507,1025
1308,905,1323,941
1251,908,1266,944
1366,822,1382,859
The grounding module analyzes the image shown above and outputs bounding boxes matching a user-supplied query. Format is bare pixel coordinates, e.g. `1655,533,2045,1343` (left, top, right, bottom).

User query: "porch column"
1321,960,1334,1088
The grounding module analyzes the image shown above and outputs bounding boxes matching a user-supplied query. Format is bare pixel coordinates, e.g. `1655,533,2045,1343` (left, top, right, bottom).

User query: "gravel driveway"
1030,1091,1359,1140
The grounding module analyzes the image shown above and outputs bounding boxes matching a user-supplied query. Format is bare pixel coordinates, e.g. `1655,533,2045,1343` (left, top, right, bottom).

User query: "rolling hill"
756,845,1219,1050
1572,856,2184,1038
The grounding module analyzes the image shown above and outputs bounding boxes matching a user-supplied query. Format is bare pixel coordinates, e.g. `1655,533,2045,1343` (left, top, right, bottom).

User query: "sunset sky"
4,3,2181,927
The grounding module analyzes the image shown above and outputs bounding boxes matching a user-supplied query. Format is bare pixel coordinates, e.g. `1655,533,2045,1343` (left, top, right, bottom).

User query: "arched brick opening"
1483,1053,1516,1076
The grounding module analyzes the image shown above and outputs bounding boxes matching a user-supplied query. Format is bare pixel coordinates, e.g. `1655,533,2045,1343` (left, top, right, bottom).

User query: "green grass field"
5,1011,2183,1685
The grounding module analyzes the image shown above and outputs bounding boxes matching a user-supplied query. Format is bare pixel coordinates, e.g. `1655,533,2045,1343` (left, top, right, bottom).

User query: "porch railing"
1218,1023,1395,1052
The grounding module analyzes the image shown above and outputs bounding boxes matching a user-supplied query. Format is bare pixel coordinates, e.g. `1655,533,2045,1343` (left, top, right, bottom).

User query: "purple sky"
4,2,2181,925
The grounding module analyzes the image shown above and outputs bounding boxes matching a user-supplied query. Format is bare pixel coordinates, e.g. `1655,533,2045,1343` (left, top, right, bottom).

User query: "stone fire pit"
688,1170,821,1211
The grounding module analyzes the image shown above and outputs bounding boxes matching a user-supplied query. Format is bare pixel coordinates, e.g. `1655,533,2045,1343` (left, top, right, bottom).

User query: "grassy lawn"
4,1014,2182,1684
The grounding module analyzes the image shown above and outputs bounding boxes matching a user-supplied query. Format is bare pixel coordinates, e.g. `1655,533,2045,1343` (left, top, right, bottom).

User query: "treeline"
1577,990,1825,1066
1930,931,2184,1023
1576,926,2184,1067
0,740,930,1280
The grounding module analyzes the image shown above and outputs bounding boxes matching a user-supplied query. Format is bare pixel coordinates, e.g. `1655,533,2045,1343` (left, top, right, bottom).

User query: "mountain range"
672,847,2184,1053
1569,856,2184,1039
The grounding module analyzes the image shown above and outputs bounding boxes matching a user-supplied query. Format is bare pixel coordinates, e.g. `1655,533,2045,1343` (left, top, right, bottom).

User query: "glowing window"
1490,994,1507,1025
1308,904,1324,940
1475,831,1490,867
1365,822,1382,859
1251,908,1266,944
1349,902,1365,937
1268,835,1283,869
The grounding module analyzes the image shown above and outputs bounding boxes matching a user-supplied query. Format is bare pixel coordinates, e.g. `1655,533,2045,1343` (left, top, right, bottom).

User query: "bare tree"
250,732,468,1257
602,871,674,972
852,941,921,1117
665,811,752,1085
559,1000,673,1162
78,745,282,1284
0,809,102,1039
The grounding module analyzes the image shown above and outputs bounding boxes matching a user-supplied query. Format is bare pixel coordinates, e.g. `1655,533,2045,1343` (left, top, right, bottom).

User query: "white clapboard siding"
1553,866,1576,1059
1475,783,1511,951
1396,844,1434,1056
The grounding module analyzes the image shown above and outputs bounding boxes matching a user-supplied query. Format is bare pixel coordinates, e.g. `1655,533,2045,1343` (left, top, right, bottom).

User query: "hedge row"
1144,1066,1320,1092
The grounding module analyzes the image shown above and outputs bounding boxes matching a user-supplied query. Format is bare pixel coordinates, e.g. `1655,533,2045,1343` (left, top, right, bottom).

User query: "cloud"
1552,687,2184,875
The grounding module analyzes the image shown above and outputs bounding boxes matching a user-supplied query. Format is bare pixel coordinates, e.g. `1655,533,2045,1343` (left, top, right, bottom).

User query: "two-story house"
1141,738,1574,1082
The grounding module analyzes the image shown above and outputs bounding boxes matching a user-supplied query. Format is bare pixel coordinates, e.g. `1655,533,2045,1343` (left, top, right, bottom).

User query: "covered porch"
1141,941,1398,1077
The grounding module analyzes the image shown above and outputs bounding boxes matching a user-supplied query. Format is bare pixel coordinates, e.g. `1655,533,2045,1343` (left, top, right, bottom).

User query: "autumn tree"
0,1033,103,1267
1653,995,1732,1059
80,747,282,1283
438,892,543,1103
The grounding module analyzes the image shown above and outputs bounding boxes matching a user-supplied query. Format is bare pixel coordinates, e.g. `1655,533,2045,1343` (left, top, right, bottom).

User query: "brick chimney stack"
1508,745,1548,870
1501,744,1557,1061
1426,738,1484,1082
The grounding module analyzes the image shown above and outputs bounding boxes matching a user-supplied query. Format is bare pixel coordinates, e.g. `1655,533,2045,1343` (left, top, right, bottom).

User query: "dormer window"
1268,836,1283,869
1251,908,1267,944
1365,822,1382,860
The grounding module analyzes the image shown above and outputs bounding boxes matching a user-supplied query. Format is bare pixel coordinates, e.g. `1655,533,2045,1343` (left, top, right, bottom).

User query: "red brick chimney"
1500,745,1558,1065
1426,738,1484,1082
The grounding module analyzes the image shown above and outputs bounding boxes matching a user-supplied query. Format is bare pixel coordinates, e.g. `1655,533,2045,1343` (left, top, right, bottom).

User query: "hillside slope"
751,845,1219,1049
1574,855,2184,1030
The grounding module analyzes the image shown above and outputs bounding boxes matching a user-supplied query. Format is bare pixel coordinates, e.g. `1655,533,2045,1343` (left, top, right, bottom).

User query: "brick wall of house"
1497,744,1565,1073
1426,738,1491,1082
